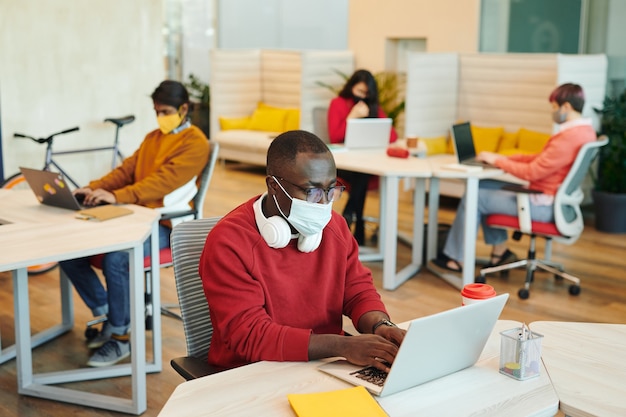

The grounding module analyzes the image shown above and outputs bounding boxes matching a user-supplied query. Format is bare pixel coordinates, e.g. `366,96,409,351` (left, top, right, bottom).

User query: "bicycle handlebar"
13,126,80,143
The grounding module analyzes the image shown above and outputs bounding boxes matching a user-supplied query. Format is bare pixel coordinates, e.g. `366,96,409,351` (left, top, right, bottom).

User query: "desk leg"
129,243,148,414
149,222,162,372
13,267,34,389
426,177,467,290
381,176,397,290
427,178,440,261
462,177,479,287
411,179,425,266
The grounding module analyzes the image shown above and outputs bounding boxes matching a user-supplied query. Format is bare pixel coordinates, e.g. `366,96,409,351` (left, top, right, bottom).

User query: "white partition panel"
405,53,459,137
210,49,262,138
300,51,354,132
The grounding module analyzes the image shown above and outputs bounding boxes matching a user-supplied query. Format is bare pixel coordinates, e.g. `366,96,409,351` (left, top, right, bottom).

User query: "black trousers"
338,169,370,243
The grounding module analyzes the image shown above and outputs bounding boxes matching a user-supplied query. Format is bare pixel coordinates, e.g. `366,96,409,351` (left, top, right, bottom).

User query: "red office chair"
476,137,608,299
85,142,219,335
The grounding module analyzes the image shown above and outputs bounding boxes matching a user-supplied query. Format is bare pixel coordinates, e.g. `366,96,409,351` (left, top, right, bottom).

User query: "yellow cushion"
471,126,503,153
219,116,252,131
256,102,300,131
284,108,300,130
421,136,449,156
498,131,519,152
517,128,550,154
248,107,288,132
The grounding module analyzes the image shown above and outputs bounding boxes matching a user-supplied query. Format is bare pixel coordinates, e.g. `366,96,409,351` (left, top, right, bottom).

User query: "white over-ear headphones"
253,194,322,253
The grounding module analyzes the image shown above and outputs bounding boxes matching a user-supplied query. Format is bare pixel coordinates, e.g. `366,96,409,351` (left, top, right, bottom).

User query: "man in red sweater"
200,130,405,372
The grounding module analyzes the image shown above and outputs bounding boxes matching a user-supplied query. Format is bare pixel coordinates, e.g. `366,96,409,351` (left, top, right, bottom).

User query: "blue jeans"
59,224,172,336
443,180,554,262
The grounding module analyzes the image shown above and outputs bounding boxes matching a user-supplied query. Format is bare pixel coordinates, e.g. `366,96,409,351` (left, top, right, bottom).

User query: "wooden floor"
1,160,625,416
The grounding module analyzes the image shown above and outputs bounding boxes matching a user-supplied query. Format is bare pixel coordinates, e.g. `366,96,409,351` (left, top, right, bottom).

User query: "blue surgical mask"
552,107,567,124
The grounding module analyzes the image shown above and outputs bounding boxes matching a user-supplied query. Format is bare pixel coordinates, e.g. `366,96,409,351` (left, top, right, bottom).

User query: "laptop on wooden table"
442,121,495,172
336,118,393,150
20,167,109,211
318,293,509,397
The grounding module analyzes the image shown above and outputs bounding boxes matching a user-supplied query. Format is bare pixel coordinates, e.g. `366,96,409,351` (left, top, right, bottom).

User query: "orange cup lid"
461,283,497,299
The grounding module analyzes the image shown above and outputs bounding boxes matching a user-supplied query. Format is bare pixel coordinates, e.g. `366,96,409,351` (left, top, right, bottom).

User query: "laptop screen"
451,122,477,162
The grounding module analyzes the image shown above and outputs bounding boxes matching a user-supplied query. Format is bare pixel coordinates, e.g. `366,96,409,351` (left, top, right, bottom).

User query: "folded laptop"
20,167,95,210
343,118,393,150
319,293,509,397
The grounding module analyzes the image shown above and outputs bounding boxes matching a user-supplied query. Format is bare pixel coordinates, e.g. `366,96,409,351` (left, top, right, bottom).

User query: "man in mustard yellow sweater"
60,80,210,367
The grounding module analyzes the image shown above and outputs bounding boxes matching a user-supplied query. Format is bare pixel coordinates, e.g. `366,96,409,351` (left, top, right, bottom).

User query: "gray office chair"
169,216,232,380
154,141,220,321
312,106,331,144
477,137,608,299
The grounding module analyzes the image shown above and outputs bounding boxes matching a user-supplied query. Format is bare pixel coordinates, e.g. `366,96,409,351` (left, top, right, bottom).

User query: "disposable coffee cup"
406,136,419,148
461,283,497,305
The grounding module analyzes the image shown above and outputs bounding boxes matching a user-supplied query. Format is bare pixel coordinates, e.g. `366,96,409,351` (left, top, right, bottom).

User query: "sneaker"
86,339,131,367
86,322,113,349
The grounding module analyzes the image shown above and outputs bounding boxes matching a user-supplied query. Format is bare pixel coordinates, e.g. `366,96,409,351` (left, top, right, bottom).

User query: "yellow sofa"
420,125,551,157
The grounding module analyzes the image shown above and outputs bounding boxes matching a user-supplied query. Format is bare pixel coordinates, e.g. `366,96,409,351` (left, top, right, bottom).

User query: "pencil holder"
499,327,544,380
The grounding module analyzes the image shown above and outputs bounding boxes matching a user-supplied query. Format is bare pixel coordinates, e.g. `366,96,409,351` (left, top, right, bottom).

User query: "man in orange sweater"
433,83,596,273
60,80,209,367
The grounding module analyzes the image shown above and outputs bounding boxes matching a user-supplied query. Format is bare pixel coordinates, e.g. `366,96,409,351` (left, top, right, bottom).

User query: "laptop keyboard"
350,366,389,387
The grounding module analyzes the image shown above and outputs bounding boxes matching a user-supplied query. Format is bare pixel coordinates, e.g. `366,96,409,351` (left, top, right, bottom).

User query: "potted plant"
592,89,626,233
184,73,210,138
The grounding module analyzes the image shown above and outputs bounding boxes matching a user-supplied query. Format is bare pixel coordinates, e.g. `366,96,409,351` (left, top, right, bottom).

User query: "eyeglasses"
274,177,345,203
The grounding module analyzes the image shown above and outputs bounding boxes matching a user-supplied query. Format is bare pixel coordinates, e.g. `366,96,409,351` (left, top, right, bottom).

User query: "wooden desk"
157,320,559,417
332,149,432,290
0,189,161,414
531,321,626,417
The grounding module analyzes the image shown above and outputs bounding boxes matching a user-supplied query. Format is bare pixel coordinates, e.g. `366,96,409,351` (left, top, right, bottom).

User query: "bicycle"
1,115,134,190
1,115,135,274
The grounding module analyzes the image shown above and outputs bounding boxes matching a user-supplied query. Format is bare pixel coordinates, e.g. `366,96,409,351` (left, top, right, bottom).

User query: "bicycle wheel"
2,172,59,275
1,172,29,190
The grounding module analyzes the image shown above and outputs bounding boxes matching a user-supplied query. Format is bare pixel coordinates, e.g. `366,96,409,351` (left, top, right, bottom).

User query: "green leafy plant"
185,73,210,108
316,69,405,126
594,90,626,194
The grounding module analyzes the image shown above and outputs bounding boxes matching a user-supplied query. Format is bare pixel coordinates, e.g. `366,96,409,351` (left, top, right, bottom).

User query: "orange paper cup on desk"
406,136,419,148
461,283,497,305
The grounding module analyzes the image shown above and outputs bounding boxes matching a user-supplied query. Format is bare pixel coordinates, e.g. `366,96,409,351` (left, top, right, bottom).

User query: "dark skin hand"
308,312,406,373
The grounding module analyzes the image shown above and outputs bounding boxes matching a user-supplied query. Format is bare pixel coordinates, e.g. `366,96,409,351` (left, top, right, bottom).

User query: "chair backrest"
160,141,219,227
170,216,222,360
312,106,330,144
192,141,220,219
554,136,608,240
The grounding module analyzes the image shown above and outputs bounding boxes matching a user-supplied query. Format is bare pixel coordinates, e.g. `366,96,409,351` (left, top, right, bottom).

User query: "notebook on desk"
444,122,495,172
342,118,392,150
20,167,101,210
319,293,509,397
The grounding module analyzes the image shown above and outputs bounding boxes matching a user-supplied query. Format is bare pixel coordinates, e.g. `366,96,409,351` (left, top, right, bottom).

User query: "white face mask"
272,180,332,237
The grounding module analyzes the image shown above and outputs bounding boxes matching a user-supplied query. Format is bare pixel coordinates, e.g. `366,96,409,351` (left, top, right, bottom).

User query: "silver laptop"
20,167,93,210
450,122,491,167
343,118,392,149
319,293,509,397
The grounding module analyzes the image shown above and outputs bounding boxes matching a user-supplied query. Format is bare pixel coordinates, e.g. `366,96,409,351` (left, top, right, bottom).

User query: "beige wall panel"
348,0,481,72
